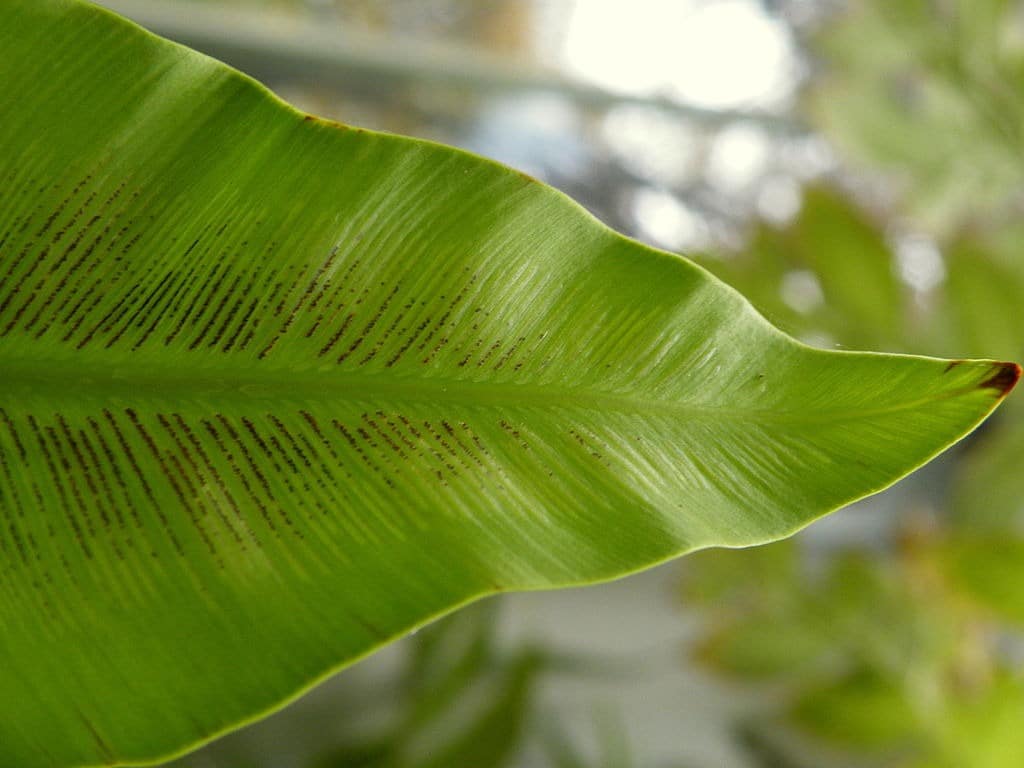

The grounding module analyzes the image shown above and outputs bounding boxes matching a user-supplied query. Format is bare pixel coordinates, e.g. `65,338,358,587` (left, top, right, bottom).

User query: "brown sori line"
51,178,131,307
228,244,278,350
201,418,279,535
156,413,227,527
71,279,145,348
214,415,286,517
104,268,179,349
303,246,346,315
28,221,105,338
332,419,393,489
0,240,51,335
492,335,528,372
267,414,344,509
475,340,504,368
151,262,203,346
40,172,96,234
568,427,606,463
134,267,199,350
179,255,235,339
0,214,20,255
56,219,133,325
0,184,46,278
86,417,145,535
303,271,349,339
73,708,116,765
96,271,156,336
283,247,338,335
165,452,223,566
271,270,293,318
47,188,99,252
39,185,99,257
359,418,411,488
55,416,113,533
75,427,126,532
189,268,244,350
0,422,28,526
127,408,220,558
463,422,508,481
26,416,93,561
419,271,478,362
44,425,100,541
316,311,356,357
62,426,130,561
261,421,334,519
336,283,401,364
385,314,433,368
238,417,307,533
163,261,229,346
221,296,260,353
110,409,186,557
440,420,486,470
396,414,457,479
258,261,330,359
21,209,103,333
148,240,208,345
498,419,531,451
170,413,254,548
59,282,107,343
0,408,27,461
377,411,420,455
0,177,84,303
362,413,410,462
0,240,39,312
208,271,258,350
422,420,472,472
299,411,344,464
125,250,197,341
357,298,413,365
267,414,314,470
0,500,30,568
457,335,486,368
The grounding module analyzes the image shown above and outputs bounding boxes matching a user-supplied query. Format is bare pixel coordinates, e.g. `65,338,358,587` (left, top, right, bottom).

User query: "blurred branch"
95,0,800,132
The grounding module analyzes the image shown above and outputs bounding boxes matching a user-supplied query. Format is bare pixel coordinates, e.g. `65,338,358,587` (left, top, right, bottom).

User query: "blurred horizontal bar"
94,0,799,132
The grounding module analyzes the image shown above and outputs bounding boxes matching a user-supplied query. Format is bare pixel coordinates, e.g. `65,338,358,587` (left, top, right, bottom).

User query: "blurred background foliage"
94,0,1024,765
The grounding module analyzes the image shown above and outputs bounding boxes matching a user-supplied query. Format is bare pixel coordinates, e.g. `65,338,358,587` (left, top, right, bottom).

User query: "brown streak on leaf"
979,362,1022,396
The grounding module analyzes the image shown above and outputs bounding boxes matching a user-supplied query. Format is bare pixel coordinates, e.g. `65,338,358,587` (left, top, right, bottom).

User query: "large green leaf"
0,1,1019,766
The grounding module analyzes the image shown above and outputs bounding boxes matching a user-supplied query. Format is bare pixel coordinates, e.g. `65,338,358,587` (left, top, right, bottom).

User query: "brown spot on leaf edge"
301,113,365,133
979,362,1022,396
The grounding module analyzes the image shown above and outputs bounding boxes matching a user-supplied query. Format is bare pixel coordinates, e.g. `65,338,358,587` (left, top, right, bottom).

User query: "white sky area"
560,0,799,110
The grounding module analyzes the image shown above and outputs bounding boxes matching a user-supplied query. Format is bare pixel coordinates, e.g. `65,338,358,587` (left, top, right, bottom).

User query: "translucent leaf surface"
0,2,1019,766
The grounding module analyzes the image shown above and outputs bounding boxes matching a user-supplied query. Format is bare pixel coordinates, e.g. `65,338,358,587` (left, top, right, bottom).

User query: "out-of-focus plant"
684,2,1024,766
684,534,1024,768
809,0,1024,236
307,602,543,768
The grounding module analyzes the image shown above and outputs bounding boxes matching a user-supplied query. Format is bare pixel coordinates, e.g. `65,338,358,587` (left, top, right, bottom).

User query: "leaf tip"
979,361,1021,397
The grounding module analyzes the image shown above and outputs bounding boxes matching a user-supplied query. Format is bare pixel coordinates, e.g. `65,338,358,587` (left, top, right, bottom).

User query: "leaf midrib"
0,353,989,426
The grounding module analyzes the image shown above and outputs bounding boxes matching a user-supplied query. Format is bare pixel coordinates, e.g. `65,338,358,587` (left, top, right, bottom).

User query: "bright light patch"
561,0,797,109
631,188,707,250
895,234,946,293
780,269,825,314
705,122,773,192
601,105,700,186
757,175,802,224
